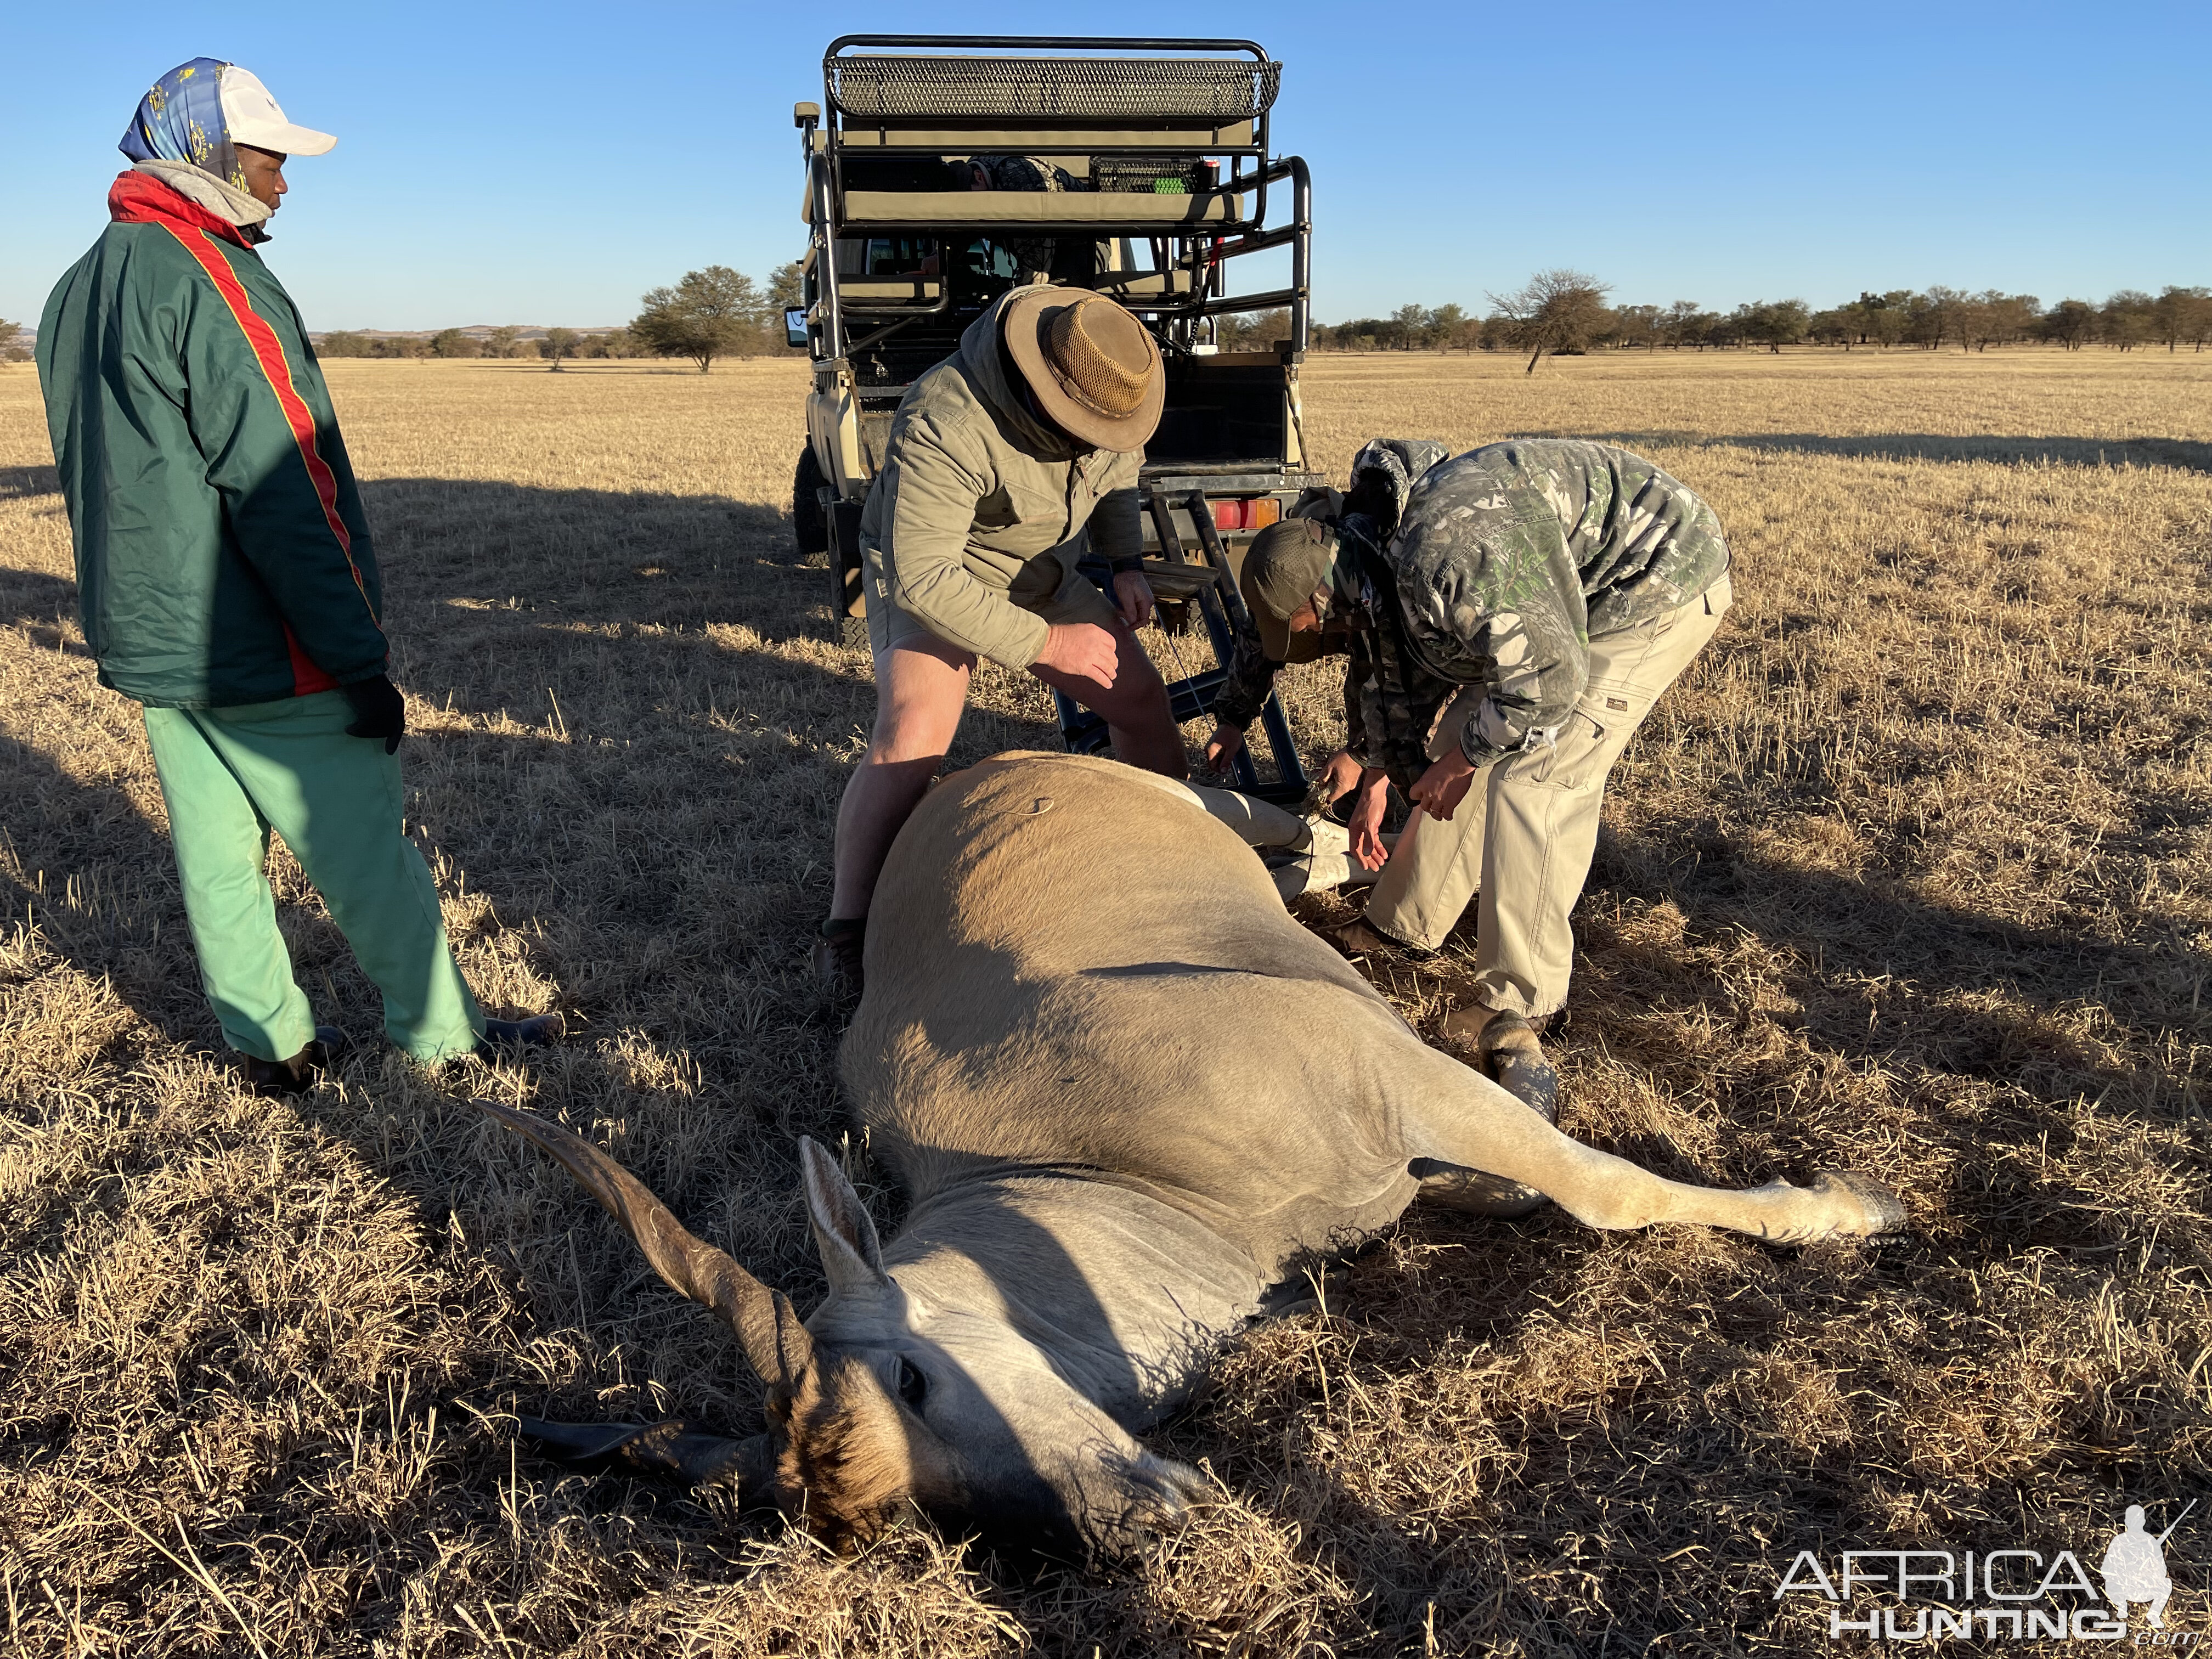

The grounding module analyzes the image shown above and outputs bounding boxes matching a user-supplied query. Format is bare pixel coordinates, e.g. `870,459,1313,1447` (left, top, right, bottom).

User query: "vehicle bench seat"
809,190,1250,228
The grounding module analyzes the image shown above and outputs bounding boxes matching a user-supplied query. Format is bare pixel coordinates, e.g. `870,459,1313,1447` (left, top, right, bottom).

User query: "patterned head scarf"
119,58,246,194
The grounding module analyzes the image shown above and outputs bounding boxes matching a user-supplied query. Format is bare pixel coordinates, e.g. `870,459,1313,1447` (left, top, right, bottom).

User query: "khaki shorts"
863,538,1121,669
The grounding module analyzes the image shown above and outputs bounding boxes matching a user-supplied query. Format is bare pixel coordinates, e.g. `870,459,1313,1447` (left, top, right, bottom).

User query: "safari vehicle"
788,34,1319,800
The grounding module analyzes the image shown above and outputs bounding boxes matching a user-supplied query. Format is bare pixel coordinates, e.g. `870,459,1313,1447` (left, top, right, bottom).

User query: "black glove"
341,674,405,754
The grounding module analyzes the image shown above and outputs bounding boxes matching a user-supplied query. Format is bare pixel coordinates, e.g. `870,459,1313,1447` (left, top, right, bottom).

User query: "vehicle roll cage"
795,35,1310,362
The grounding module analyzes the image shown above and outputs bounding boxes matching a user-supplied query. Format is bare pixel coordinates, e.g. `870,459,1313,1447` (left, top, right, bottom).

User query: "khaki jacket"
857,289,1144,668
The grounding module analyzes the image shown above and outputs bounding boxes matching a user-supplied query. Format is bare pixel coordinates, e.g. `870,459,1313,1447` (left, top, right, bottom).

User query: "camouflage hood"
1344,439,1450,538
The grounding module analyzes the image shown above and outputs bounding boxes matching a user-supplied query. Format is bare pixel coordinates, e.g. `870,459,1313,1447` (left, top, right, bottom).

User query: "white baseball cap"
221,66,336,156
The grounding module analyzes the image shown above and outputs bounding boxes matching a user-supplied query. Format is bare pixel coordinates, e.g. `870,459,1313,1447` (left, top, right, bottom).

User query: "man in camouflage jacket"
1230,439,1734,1047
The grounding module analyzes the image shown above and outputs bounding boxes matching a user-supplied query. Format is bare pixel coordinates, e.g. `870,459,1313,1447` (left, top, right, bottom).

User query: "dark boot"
1331,915,1424,958
811,917,866,1006
240,1026,346,1098
477,1012,567,1057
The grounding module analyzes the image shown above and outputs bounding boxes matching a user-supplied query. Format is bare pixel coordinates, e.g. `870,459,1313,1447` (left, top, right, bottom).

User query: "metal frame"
795,35,1313,798
797,36,1308,362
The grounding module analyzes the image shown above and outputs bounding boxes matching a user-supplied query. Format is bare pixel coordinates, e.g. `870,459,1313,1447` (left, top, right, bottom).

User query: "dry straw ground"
2,347,2209,1656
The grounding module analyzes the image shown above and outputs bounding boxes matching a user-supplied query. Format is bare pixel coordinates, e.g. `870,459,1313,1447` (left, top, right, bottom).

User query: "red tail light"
1209,498,1283,532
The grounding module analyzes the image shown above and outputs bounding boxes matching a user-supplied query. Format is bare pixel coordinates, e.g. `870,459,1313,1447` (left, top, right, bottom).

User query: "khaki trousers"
1364,572,1733,1018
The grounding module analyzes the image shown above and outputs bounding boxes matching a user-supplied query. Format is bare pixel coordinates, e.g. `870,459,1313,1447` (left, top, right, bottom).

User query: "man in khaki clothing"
1234,439,1733,1073
817,285,1186,992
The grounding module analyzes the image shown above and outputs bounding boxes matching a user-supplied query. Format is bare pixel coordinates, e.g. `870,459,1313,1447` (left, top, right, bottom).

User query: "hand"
1409,749,1477,821
1111,569,1155,629
1204,723,1247,774
1034,621,1120,688
341,674,405,754
1348,771,1391,869
1319,748,1364,806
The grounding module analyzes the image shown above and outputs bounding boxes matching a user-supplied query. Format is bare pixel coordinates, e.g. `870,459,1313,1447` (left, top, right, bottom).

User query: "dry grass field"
3,346,2209,1655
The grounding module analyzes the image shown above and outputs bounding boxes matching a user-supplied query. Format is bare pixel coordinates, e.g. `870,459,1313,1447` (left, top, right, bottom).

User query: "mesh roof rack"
830,53,1280,123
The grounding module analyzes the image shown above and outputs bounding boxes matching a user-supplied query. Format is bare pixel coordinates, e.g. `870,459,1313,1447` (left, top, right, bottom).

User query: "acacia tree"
1661,301,1713,349
2039,300,2095,350
2101,291,2155,351
2152,286,2212,352
1611,303,1661,349
485,325,521,359
1487,269,1614,374
1734,299,1810,353
0,318,24,364
542,327,579,371
633,266,768,373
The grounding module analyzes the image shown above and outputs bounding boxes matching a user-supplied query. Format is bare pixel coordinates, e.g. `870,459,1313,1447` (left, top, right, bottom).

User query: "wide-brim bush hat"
1001,286,1165,453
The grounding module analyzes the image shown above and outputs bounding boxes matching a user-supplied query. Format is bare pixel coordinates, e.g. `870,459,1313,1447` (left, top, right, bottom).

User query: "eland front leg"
1386,1042,1906,1243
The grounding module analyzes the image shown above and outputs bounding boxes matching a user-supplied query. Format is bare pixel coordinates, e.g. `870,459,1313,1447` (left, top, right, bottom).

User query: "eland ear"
798,1137,890,1297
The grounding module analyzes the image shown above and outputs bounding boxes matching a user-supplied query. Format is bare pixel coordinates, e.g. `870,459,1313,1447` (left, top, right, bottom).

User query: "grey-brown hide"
495,752,1903,1558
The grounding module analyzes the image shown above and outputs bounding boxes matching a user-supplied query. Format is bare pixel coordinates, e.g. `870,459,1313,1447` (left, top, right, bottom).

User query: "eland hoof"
1810,1170,1909,1238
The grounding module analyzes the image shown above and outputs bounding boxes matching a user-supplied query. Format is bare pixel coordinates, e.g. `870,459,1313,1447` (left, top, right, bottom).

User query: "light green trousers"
1364,573,1734,1018
140,691,484,1063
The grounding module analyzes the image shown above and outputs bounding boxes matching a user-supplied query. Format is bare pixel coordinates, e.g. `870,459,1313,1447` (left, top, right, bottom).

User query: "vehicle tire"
840,613,870,650
793,447,829,557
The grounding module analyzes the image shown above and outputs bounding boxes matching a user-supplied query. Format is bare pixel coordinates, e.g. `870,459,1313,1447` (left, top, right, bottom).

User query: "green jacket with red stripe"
36,171,387,708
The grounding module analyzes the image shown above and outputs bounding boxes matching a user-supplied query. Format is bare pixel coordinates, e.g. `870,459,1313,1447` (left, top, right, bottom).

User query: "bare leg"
1029,616,1188,780
829,637,973,922
1389,1041,1903,1242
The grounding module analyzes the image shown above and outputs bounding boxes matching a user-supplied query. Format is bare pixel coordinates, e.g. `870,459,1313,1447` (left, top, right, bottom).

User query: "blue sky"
4,1,2205,332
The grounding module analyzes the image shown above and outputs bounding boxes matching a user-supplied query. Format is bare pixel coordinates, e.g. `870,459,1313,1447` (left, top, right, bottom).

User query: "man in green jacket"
816,284,1187,994
38,58,558,1092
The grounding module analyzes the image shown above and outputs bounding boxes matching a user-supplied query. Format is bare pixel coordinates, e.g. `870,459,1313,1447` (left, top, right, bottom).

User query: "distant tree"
1961,292,2040,350
2039,299,2097,350
1805,307,1858,348
1324,318,1401,352
1487,269,1614,374
1422,303,1470,351
1611,303,1661,349
1388,302,1431,350
316,330,374,358
541,327,579,371
574,328,629,359
0,318,24,364
1217,308,1291,351
428,328,478,359
485,325,522,360
768,261,805,315
2101,290,2155,351
632,266,769,373
2151,285,2212,352
1660,301,1714,350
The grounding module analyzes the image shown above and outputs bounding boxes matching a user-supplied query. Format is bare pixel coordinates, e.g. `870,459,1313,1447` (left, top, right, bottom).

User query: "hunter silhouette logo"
1773,1500,2199,1641
2102,1502,2192,1629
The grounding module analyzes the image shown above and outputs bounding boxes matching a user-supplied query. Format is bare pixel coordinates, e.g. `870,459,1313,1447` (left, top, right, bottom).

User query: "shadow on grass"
1506,431,2212,473
1,462,61,500
1589,819,2208,1121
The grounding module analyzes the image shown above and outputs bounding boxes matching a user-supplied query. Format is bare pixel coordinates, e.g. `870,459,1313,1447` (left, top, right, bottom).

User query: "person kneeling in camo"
37,59,561,1095
1224,439,1734,1082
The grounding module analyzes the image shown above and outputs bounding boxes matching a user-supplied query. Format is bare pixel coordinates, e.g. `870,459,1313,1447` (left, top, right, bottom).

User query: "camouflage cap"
1240,517,1339,663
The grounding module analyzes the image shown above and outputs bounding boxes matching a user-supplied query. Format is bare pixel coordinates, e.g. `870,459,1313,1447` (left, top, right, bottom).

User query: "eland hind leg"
1389,1042,1904,1243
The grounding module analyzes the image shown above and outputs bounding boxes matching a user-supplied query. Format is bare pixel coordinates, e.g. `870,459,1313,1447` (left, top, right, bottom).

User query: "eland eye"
896,1356,928,1409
